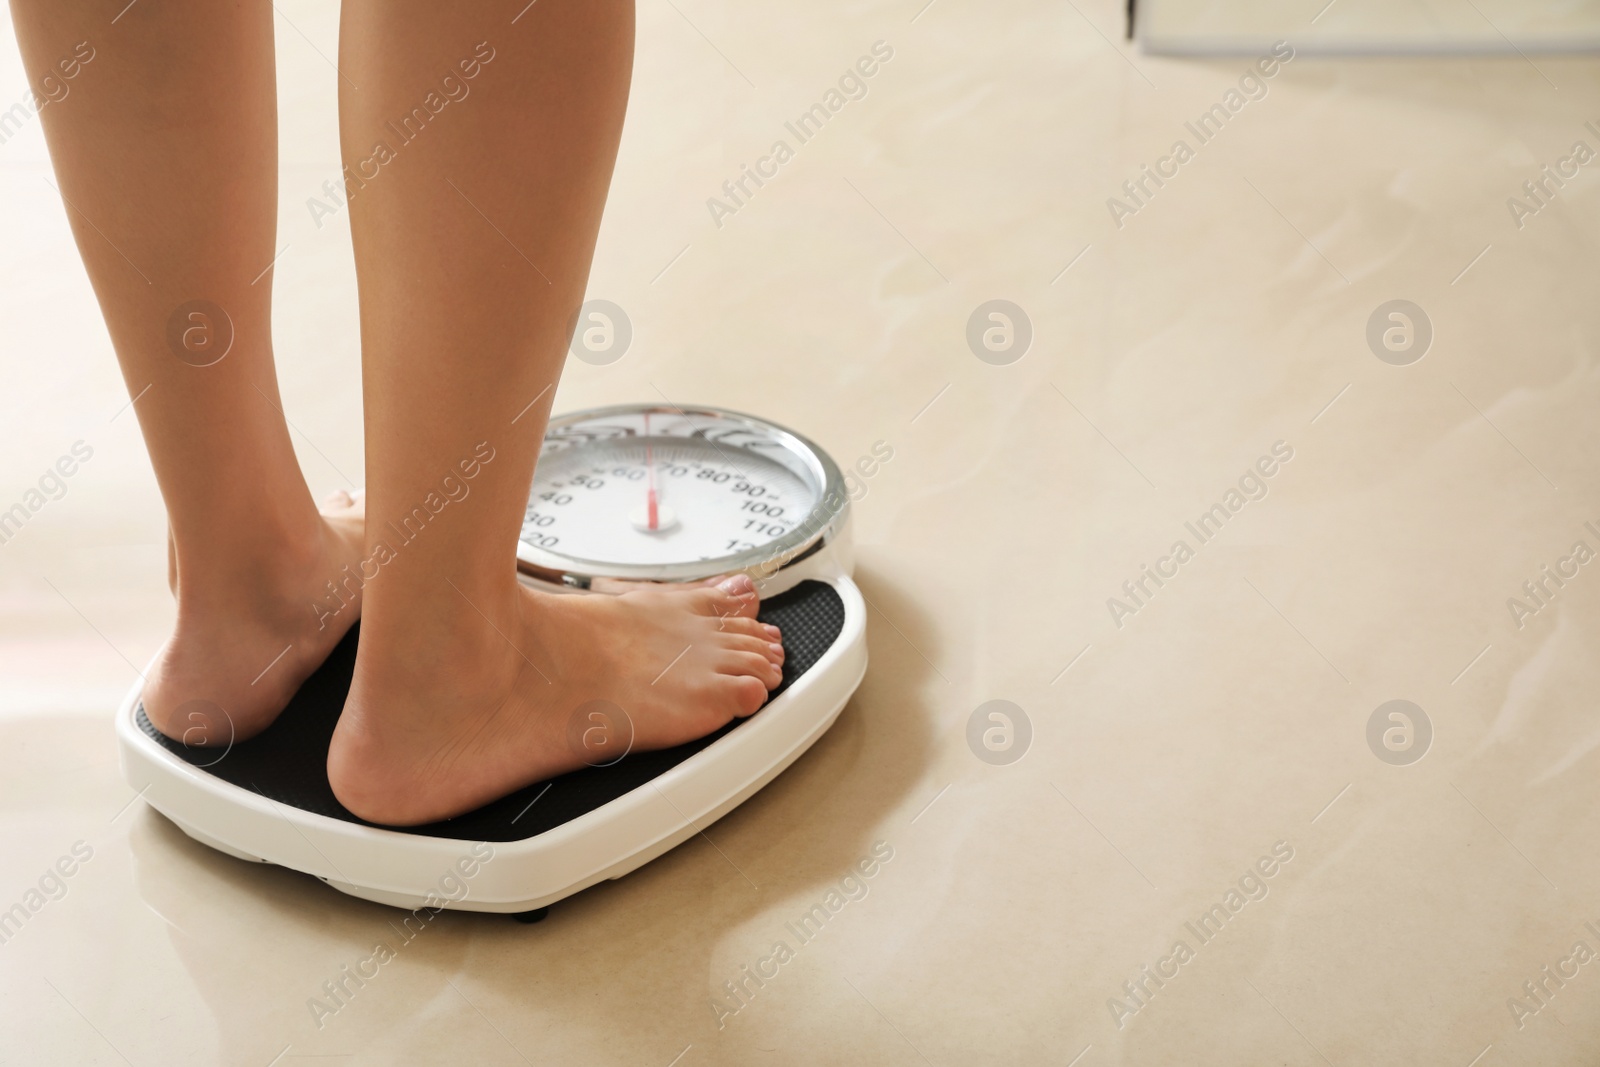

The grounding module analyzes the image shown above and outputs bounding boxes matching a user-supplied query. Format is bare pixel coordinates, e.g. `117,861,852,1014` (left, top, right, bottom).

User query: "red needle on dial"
645,414,659,531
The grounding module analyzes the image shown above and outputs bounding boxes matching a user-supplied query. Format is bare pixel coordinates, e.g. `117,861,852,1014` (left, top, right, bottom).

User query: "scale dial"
518,405,848,586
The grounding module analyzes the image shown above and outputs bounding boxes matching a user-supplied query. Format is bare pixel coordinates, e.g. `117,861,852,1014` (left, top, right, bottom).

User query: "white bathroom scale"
116,405,867,921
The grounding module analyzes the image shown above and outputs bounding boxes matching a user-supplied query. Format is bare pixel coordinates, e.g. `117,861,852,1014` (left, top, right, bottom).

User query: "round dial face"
519,406,841,582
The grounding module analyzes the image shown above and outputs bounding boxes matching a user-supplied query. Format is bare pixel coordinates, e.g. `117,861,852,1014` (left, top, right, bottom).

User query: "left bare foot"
143,489,368,744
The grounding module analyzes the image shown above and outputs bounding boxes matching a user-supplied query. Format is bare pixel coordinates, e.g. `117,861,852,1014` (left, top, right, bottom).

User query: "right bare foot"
142,490,368,745
327,574,785,825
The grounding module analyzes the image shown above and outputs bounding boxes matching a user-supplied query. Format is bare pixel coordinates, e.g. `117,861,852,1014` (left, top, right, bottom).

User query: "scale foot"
513,907,550,924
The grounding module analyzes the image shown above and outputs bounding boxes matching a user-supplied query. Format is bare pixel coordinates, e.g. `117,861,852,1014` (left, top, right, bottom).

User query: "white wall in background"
1139,0,1600,55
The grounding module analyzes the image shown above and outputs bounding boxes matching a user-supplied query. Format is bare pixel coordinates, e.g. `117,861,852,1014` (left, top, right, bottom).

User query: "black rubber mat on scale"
137,581,845,842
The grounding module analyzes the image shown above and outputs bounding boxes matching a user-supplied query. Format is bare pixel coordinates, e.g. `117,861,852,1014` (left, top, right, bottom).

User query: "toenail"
761,623,780,638
769,642,784,658
718,574,754,595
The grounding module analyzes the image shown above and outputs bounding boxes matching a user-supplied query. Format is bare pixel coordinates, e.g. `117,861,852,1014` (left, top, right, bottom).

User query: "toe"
703,574,760,620
715,615,780,643
723,674,769,716
321,488,366,521
592,576,664,594
719,649,783,689
722,634,784,665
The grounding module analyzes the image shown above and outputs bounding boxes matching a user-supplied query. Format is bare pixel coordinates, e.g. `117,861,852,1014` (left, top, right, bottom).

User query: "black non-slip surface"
137,580,845,842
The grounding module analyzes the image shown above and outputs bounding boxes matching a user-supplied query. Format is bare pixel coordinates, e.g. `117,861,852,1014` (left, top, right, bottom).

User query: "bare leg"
10,0,366,741
327,0,784,825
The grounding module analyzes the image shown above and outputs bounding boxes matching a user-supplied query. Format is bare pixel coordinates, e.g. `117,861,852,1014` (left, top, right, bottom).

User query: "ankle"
169,501,332,610
352,597,527,706
365,565,528,651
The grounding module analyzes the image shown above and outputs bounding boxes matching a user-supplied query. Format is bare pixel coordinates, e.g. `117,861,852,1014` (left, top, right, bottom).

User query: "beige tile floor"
4,0,1600,1064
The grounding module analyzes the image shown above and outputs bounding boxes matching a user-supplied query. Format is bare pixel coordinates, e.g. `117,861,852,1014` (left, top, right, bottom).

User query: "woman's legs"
14,0,783,823
10,0,366,741
327,0,783,824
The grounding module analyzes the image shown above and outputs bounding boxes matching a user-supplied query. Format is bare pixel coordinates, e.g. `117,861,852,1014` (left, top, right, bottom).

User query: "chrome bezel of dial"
516,403,849,587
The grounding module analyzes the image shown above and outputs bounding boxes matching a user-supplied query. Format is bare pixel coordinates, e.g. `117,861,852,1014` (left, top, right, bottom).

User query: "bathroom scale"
116,404,867,920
